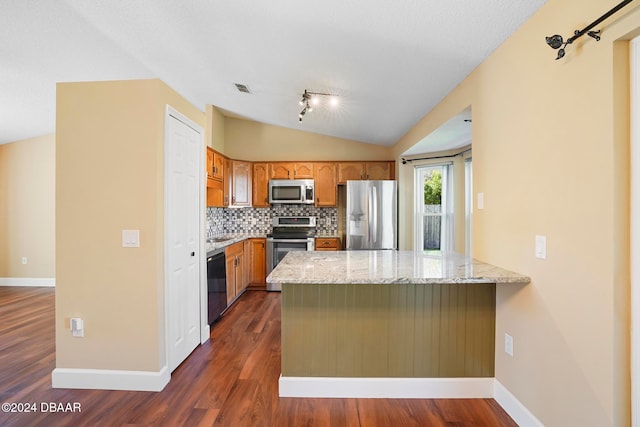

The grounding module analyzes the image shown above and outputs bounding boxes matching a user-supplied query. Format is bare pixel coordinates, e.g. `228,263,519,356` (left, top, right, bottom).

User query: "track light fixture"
545,0,633,60
298,89,339,122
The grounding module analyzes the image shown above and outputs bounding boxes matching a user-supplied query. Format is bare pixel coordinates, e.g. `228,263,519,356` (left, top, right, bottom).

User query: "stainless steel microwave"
269,179,315,204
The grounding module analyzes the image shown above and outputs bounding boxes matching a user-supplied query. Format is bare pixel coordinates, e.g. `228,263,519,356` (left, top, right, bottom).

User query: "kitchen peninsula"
267,250,530,398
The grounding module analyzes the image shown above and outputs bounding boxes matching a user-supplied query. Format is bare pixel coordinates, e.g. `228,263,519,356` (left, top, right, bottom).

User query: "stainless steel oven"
266,216,316,291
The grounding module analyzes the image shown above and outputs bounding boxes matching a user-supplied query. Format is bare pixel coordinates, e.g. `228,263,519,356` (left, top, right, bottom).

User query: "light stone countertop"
266,250,530,285
206,233,267,254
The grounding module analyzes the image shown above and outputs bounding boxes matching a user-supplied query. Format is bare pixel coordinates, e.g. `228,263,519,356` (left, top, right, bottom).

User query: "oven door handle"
267,238,312,243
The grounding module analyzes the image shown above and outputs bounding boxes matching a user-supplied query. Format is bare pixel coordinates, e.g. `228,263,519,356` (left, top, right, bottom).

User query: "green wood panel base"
281,283,496,378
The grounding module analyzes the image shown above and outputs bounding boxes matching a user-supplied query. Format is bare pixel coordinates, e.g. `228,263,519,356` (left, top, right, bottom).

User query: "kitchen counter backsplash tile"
206,206,337,239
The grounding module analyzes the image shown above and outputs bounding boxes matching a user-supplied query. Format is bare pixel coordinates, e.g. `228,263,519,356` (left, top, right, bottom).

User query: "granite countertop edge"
206,233,267,253
266,251,531,286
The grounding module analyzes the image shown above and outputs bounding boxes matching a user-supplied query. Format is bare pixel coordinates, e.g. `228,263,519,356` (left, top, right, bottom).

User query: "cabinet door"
235,251,245,296
252,163,269,207
269,163,293,179
366,162,394,180
231,161,252,206
314,162,337,207
225,255,237,305
207,178,224,207
242,240,251,291
212,151,224,181
338,163,365,183
249,238,266,287
206,147,214,179
223,157,231,207
293,162,314,179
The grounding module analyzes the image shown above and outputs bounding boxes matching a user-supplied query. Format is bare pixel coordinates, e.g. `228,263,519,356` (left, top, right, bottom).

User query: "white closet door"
166,111,201,372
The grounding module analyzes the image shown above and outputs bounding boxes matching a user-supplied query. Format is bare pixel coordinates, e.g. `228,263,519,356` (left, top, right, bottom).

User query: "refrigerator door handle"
371,185,377,243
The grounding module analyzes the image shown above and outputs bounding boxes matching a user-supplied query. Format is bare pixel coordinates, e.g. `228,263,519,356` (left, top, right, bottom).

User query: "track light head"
296,89,339,122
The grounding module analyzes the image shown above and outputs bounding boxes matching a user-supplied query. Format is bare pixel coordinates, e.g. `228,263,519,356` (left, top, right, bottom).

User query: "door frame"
163,105,208,375
631,35,640,427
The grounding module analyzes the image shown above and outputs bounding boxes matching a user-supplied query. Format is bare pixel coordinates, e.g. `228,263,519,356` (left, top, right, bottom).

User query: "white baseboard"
0,277,55,287
51,366,170,392
494,380,544,427
279,376,542,425
279,376,494,398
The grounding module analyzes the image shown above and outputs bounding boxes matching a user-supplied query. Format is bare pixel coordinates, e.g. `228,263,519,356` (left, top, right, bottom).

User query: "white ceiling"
0,0,547,150
402,106,472,156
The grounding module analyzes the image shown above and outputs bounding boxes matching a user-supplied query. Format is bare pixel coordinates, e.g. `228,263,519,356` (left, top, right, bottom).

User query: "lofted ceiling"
0,0,547,150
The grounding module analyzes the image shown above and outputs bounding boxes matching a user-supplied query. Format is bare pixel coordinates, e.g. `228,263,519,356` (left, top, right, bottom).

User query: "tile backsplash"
206,205,337,238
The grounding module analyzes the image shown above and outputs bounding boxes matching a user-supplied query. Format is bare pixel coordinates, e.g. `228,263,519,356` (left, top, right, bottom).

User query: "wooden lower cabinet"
248,238,267,288
315,237,340,251
225,238,267,305
225,242,245,305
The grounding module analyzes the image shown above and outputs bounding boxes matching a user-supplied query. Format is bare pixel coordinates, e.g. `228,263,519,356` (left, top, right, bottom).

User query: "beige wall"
205,104,225,152
224,116,392,161
56,79,203,372
0,134,55,279
392,0,639,425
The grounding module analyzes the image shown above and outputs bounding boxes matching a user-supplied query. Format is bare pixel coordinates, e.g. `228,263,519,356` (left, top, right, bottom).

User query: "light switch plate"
535,235,547,259
504,333,513,356
477,192,484,210
122,229,140,248
71,317,84,337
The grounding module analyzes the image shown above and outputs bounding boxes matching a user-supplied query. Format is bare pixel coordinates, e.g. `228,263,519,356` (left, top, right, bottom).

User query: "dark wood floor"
0,286,517,426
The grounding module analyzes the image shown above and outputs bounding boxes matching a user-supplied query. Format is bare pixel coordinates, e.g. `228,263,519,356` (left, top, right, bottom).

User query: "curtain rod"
401,147,471,164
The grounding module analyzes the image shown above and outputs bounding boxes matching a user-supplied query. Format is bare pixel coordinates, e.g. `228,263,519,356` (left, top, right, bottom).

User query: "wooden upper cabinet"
206,147,214,179
223,156,231,207
269,163,292,179
231,160,252,207
252,163,269,208
366,162,394,180
293,162,314,179
212,151,224,181
206,147,229,207
269,162,314,179
338,163,366,183
314,162,337,207
337,162,394,183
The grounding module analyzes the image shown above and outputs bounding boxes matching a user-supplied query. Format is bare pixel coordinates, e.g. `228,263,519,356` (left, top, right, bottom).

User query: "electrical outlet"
504,333,514,357
21,257,27,265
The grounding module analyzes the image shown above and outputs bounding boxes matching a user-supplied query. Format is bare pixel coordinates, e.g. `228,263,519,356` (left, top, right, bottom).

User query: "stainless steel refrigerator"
346,180,397,250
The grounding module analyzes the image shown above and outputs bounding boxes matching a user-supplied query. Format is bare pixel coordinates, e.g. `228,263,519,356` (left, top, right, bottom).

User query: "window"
414,163,453,253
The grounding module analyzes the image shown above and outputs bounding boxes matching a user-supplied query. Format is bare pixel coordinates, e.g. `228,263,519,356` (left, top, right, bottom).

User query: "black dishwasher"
207,249,227,325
